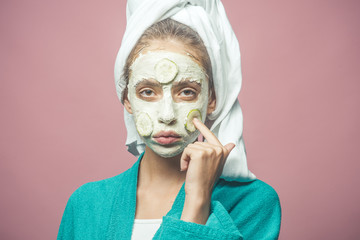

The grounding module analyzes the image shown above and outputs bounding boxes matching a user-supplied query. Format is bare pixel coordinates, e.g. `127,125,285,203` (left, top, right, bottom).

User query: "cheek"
190,87,209,121
129,95,159,137
174,94,209,125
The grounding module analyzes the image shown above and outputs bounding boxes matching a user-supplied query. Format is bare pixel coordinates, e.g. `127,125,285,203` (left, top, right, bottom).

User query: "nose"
158,93,176,125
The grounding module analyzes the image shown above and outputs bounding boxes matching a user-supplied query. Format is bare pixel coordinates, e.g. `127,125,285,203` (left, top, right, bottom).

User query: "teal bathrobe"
57,152,281,239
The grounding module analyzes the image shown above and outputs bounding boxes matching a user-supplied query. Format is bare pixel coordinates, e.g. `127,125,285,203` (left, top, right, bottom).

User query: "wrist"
185,187,212,203
185,193,211,207
180,195,211,225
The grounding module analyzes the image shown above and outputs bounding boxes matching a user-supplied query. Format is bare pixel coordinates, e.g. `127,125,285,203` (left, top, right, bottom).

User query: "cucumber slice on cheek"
185,109,202,132
136,112,153,137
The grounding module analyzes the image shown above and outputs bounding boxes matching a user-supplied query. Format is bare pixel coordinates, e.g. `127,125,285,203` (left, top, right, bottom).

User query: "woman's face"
124,40,213,158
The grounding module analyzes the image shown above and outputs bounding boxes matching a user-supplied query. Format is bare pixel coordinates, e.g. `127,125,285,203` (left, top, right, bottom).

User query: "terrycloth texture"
114,0,256,182
57,153,282,239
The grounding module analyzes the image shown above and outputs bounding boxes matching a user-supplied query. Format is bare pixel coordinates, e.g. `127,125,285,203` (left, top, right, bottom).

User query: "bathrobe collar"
106,152,186,239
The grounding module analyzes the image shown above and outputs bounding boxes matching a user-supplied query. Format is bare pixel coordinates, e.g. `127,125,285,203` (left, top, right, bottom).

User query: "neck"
138,146,186,188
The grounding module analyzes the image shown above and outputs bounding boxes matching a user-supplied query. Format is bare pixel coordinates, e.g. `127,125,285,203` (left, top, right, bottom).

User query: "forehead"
136,39,202,65
129,50,206,86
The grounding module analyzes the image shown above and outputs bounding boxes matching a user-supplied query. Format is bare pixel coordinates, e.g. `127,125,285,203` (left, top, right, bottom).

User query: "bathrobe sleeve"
153,184,281,240
153,200,242,240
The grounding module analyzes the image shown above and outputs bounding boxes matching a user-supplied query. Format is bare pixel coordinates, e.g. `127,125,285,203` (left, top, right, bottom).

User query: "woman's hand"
179,118,235,224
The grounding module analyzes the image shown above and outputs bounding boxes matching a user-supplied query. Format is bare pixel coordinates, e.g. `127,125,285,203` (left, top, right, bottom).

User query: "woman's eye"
140,89,155,97
180,89,196,97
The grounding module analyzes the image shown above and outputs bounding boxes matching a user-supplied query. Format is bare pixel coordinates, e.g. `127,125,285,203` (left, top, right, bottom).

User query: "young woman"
57,1,281,239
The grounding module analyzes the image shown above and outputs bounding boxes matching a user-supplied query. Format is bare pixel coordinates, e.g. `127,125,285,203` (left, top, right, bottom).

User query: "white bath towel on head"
114,0,256,182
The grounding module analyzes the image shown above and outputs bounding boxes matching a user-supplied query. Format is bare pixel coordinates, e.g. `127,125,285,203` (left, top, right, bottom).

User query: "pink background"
1,0,359,239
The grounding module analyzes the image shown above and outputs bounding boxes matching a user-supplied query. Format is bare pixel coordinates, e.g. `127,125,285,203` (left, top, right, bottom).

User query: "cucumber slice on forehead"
136,112,153,137
185,109,202,132
155,58,178,84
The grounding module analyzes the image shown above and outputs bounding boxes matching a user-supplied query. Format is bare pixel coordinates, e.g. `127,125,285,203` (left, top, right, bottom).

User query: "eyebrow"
172,79,202,88
185,52,201,63
134,79,162,89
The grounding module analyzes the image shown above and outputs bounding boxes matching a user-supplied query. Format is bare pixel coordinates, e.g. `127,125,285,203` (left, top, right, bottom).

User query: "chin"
153,146,186,158
150,144,185,158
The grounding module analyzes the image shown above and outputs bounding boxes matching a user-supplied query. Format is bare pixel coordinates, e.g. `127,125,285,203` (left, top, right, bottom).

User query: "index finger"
192,118,222,145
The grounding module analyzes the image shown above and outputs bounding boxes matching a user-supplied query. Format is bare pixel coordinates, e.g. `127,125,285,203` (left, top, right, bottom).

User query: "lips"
153,131,181,145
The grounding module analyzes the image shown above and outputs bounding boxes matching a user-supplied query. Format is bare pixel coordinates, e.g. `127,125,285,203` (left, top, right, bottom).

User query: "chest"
135,189,178,219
